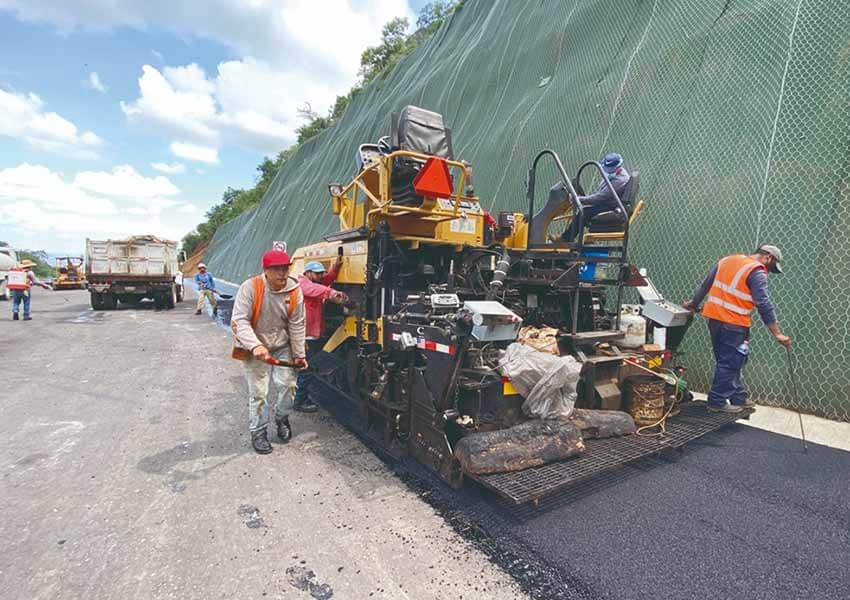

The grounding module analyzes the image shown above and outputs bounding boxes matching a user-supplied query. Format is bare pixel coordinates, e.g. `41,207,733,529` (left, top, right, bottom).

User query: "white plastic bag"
499,342,582,419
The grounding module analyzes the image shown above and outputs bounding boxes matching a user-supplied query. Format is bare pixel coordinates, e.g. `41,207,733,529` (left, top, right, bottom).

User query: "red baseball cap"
262,249,292,269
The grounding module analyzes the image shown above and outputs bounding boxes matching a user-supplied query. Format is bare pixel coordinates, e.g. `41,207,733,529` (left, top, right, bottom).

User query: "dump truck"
53,256,86,290
284,106,748,505
0,246,18,300
86,236,184,310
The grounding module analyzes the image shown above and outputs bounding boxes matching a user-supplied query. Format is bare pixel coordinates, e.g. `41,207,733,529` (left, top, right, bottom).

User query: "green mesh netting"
205,0,850,421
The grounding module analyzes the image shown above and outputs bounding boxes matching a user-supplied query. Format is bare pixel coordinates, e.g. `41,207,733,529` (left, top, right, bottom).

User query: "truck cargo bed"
471,402,753,505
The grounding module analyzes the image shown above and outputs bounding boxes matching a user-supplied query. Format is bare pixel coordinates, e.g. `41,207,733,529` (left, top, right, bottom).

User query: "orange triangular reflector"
412,157,454,199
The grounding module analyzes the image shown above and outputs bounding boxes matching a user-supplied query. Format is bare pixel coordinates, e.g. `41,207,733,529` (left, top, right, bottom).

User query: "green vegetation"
181,1,463,256
0,242,56,278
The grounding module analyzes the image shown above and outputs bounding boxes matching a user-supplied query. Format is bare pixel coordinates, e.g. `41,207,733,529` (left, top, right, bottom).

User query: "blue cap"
601,152,624,173
304,261,326,273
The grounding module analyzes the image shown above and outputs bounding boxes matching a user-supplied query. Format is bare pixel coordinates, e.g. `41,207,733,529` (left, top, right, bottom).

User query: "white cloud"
0,163,116,215
170,141,219,165
177,202,198,214
0,163,192,249
151,161,186,174
74,164,180,198
86,71,107,93
8,0,414,156
121,65,219,145
0,1,414,77
122,58,341,154
151,49,164,63
0,87,104,159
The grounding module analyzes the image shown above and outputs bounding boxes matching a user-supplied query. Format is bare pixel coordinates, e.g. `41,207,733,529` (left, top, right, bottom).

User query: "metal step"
470,402,753,506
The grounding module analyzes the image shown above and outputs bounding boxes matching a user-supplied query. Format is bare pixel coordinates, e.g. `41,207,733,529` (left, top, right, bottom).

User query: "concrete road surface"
0,289,526,600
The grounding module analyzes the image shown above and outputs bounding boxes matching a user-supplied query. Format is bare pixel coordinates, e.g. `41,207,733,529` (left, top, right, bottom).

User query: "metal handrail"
526,150,585,251
335,149,480,227
575,160,631,330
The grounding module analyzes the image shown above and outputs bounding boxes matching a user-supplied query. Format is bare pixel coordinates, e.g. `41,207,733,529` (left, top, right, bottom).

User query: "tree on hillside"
358,17,413,84
181,1,465,255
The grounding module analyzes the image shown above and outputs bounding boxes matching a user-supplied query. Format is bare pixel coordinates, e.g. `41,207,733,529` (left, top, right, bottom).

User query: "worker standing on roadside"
231,249,307,454
8,259,51,321
683,245,791,413
194,263,218,317
293,257,349,413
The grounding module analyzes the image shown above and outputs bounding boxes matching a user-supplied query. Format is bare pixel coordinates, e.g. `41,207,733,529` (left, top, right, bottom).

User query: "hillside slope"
205,0,850,420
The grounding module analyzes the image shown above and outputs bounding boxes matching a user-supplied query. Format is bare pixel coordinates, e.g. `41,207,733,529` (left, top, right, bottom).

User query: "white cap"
198,263,206,269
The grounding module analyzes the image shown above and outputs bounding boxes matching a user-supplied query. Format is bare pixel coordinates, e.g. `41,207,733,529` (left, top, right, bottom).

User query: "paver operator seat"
389,105,455,206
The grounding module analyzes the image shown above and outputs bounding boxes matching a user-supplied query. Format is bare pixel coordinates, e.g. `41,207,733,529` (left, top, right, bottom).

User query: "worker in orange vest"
683,245,791,413
230,249,307,454
8,259,51,321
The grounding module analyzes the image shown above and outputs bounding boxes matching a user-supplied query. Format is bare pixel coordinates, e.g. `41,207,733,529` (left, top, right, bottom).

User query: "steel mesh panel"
473,403,752,505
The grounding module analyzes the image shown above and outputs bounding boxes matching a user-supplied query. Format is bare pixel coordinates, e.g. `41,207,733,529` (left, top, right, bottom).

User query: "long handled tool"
262,356,308,370
213,290,233,300
785,346,808,453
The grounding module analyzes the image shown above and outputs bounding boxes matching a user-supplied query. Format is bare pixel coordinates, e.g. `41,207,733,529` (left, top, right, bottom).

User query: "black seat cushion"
587,171,640,233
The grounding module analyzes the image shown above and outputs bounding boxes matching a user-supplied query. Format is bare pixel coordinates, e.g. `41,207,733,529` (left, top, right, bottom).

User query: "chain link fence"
206,0,850,421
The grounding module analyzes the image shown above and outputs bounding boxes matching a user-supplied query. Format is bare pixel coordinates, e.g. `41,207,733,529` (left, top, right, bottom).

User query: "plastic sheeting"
205,0,850,421
499,343,582,419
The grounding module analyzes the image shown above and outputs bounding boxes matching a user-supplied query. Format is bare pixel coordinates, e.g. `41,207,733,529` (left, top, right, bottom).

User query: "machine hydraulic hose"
487,247,511,299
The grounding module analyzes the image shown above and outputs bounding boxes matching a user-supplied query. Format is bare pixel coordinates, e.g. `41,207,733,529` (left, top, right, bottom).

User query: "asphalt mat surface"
212,282,850,599
450,424,850,600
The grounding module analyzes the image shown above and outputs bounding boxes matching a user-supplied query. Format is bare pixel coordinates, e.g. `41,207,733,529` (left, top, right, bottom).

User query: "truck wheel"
176,284,184,303
104,293,118,310
166,284,177,309
91,292,105,310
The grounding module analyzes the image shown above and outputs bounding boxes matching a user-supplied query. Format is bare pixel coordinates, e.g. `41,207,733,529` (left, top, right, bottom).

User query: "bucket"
624,375,666,426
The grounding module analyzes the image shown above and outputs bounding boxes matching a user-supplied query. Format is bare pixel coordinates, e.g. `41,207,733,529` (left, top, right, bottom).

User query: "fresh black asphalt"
213,279,850,600
445,424,850,600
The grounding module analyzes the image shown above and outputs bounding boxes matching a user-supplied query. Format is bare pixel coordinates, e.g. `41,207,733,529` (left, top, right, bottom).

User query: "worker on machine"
8,259,51,321
561,152,631,242
231,249,307,454
683,245,791,413
293,258,349,413
194,263,217,317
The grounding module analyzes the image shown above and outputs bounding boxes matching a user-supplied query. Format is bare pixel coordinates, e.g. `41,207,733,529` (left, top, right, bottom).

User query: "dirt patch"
181,241,208,277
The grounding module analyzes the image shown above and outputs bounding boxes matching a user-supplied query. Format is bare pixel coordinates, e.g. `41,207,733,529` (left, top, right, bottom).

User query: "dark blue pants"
12,290,31,317
294,339,322,406
561,194,619,242
707,319,750,407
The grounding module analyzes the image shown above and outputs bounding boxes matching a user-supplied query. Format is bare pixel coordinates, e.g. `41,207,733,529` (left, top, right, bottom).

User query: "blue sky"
0,0,426,253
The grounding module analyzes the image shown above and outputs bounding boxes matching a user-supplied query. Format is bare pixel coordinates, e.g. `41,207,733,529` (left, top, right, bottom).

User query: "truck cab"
0,246,20,300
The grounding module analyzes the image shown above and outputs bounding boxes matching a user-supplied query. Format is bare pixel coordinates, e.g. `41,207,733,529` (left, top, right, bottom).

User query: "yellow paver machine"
290,106,747,505
53,256,86,290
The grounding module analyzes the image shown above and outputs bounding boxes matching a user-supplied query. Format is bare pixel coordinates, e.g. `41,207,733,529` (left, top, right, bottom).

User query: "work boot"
251,429,273,454
23,315,32,321
12,313,18,321
195,309,202,315
735,398,755,408
275,416,292,443
213,307,218,317
294,400,318,413
708,402,743,414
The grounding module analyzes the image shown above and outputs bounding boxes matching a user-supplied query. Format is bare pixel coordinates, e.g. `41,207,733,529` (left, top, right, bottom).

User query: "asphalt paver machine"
290,106,749,505
53,256,86,290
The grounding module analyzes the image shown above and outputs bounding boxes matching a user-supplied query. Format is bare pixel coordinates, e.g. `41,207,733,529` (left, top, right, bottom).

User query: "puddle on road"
211,298,234,329
69,311,107,324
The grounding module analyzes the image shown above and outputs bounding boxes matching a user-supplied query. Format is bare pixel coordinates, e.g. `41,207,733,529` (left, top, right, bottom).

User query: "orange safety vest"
7,267,30,291
231,275,300,360
701,254,766,327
